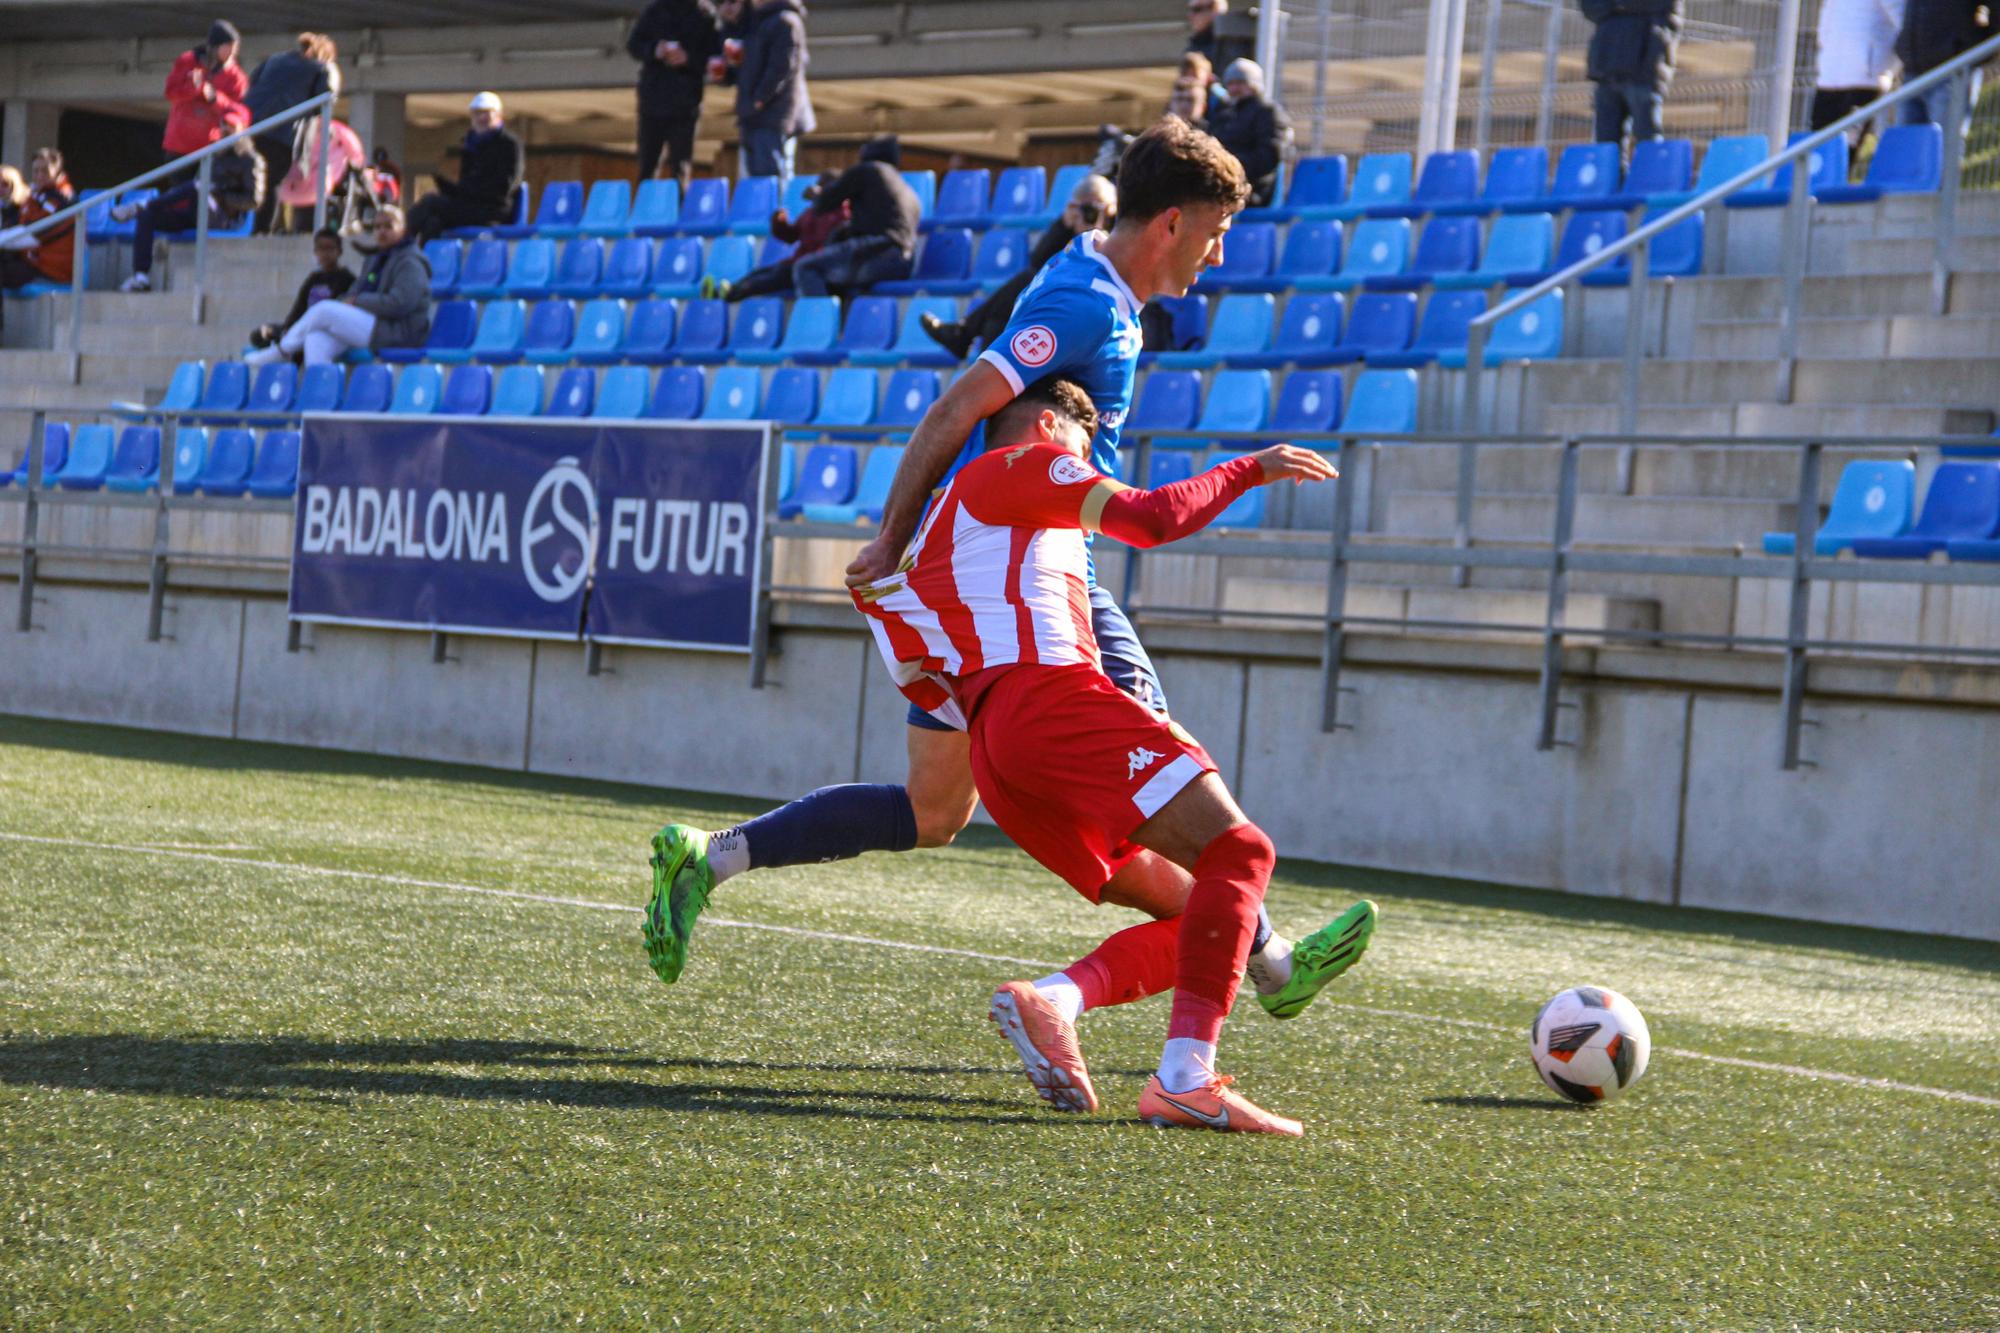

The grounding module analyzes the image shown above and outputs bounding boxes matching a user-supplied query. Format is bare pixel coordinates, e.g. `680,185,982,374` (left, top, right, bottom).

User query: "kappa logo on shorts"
1010,325,1058,368
1126,746,1163,780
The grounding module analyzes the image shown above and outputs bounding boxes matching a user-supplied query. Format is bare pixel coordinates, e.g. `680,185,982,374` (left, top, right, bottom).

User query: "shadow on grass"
1423,1095,1585,1113
0,1033,1127,1127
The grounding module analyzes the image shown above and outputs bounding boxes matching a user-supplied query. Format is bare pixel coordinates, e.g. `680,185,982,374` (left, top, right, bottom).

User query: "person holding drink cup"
626,0,724,189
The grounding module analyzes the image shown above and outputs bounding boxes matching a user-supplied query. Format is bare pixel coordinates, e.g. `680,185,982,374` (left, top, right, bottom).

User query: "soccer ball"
1529,985,1651,1104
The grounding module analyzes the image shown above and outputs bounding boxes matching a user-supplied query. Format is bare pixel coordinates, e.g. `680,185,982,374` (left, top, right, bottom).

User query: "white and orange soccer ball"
1529,985,1652,1104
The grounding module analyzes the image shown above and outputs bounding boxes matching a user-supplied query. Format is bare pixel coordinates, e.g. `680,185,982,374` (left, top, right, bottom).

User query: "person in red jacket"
163,21,251,167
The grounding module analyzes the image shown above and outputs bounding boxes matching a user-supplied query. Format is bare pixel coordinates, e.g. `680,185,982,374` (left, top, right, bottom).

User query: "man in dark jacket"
244,32,338,232
1583,0,1684,146
405,92,526,242
1202,58,1292,208
116,136,267,292
1186,0,1257,69
732,0,815,179
791,136,918,298
627,0,721,188
1896,0,1990,130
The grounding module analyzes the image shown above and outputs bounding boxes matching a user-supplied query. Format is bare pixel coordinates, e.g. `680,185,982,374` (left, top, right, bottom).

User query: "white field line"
3,830,1997,1110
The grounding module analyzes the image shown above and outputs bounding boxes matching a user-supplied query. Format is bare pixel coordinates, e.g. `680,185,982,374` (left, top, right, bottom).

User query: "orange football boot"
988,981,1099,1113
1138,1071,1304,1137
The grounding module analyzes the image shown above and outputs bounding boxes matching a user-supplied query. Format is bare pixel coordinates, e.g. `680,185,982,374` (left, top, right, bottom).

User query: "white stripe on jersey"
1021,529,1085,664
953,504,1020,667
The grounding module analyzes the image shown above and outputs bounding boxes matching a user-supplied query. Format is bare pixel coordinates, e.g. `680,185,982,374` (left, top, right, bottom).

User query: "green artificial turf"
1,715,1995,1328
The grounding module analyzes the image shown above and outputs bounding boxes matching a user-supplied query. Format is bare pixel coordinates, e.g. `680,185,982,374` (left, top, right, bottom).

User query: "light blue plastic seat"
900,169,938,219
1344,369,1420,435
630,179,681,236
1436,289,1564,367
651,236,705,297
813,368,879,431
785,444,859,518
965,227,1031,289
927,169,991,231
728,176,781,234
667,298,728,362
160,361,205,413
425,240,461,297
198,428,255,495
8,423,68,486
1154,292,1275,369
765,366,820,425
339,363,392,412
677,177,731,236
554,298,619,364
1543,210,1628,283
1139,294,1208,364
245,430,301,499
703,366,763,420
983,167,1046,229
1323,217,1412,292
579,180,634,238
1128,370,1203,444
383,298,475,364
1457,146,1548,216
198,360,249,416
103,426,161,492
440,364,493,415
648,366,705,419
168,427,207,495
297,363,343,414
1196,221,1277,290
1209,453,1268,528
1145,453,1196,487
876,229,972,296
456,300,527,365
1228,293,1343,369
703,234,757,288
88,187,155,241
1848,462,2000,557
1272,370,1342,433
1608,138,1694,207
709,295,783,362
805,445,904,523
519,300,578,365
1543,143,1622,209
1364,215,1480,291
756,234,796,268
1435,213,1557,289
492,364,545,416
1370,289,1487,367
876,369,941,434
248,362,298,413
1025,164,1088,226
1581,207,1705,285
593,365,650,418
1331,153,1413,220
852,297,958,368
1196,370,1272,443
744,295,838,366
1729,132,1850,208
619,298,678,363
796,295,897,367
1284,155,1350,220
1324,291,1417,364
1249,219,1341,292
456,238,509,297
1653,134,1768,207
602,237,654,298
1820,124,1943,203
502,238,558,300
1370,150,1479,218
391,364,443,414
781,174,816,218
547,367,596,418
1764,459,1915,554
551,238,605,298
496,180,580,239
53,424,115,489
776,443,798,504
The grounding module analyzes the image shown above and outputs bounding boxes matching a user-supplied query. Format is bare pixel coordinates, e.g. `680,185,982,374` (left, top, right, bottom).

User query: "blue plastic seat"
1851,462,2000,556
495,181,580,239
54,424,114,489
248,362,298,413
796,294,897,366
668,298,728,362
1027,164,1089,226
1284,155,1350,220
160,361,205,413
195,360,248,417
876,369,941,434
1209,454,1268,528
967,227,1031,290
1581,207,1705,285
1345,368,1420,435
391,364,443,414
651,236,705,296
1247,219,1340,291
703,234,757,288
1128,370,1203,444
445,299,525,365
878,229,973,296
198,428,256,495
703,366,763,420
565,298,627,363
744,295,838,366
103,426,161,492
456,238,509,297
1447,146,1548,216
1196,370,1272,442
578,180,633,238
88,187,155,241
786,444,859,518
928,169,991,231
1331,153,1413,220
804,444,904,524
983,167,1046,229
8,422,69,485
1322,217,1412,292
1140,452,1195,488
630,179,681,237
1536,210,1627,284
648,366,705,419
756,234,796,269
376,298,467,365
594,365,650,418
551,238,605,298
1435,212,1557,289
1652,134,1768,207
900,169,938,219
502,238,557,300
441,364,493,414
1437,289,1564,367
338,363,392,412
728,176,781,234
1820,124,1943,204
853,297,958,368
1370,289,1487,367
492,365,544,416
425,240,461,297
552,364,596,416
765,366,820,424
713,296,785,362
1763,460,1915,554
776,443,798,505
1608,138,1694,207
1728,132,1850,208
518,300,578,365
618,298,678,363
1370,150,1479,218
1365,214,1480,291
167,427,207,495
601,237,654,298
245,430,300,499
1137,294,1208,365
1543,143,1622,210
1272,370,1342,433
296,363,343,414
678,177,731,236
1228,293,1343,369
1196,221,1277,290
445,181,528,240
1324,291,1417,364
813,368,880,430
1154,293,1274,369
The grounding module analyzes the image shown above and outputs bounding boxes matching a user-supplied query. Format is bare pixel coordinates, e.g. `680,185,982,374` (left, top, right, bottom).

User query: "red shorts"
960,662,1217,901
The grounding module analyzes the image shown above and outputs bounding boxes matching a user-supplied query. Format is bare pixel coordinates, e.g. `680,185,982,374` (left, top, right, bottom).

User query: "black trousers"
726,259,796,301
637,109,701,189
254,133,295,235
406,191,507,243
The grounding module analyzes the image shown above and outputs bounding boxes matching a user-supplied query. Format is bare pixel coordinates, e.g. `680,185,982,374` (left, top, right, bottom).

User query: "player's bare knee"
909,789,976,848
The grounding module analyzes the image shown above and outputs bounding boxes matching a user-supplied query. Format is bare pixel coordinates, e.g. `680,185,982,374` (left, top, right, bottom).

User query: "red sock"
1166,824,1275,1044
1067,916,1180,1010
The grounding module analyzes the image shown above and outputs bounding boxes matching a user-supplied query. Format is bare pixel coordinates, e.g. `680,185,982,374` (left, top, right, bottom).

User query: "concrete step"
1683,270,2000,320
1696,312,2000,360
1848,233,2000,274
1221,576,1661,639
1540,400,1995,438
1791,356,2000,407
1373,440,1828,502
1385,490,1792,547
1529,353,2000,411
74,321,264,358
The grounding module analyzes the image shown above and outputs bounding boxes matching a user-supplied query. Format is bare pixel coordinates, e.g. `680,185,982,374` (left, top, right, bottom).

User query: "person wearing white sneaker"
120,136,265,294
245,205,430,366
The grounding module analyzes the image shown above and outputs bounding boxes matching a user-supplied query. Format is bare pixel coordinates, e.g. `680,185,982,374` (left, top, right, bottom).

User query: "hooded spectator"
117,135,266,292
628,0,723,189
0,148,75,291
731,0,816,179
1203,58,1293,208
790,135,919,298
405,92,526,243
1582,0,1684,147
244,204,430,365
244,31,340,233
1896,0,1990,131
707,171,848,300
1187,0,1257,69
163,21,251,166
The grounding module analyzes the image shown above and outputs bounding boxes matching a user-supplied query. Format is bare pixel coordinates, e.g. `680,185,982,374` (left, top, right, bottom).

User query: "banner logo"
520,457,599,603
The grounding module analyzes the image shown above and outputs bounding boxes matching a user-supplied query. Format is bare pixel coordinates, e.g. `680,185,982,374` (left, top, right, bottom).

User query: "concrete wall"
2,580,1995,942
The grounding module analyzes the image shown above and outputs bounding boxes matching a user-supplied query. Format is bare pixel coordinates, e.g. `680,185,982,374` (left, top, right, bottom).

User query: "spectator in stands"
1168,52,1224,122
1203,59,1293,208
1812,0,1905,141
405,93,525,243
115,135,266,293
0,165,26,229
243,204,429,366
729,0,816,180
628,0,722,190
920,172,1118,360
1186,0,1257,69
0,148,75,292
1583,0,1683,148
1896,0,1990,134
707,171,848,300
791,136,919,298
249,227,355,351
244,31,341,234
163,21,251,172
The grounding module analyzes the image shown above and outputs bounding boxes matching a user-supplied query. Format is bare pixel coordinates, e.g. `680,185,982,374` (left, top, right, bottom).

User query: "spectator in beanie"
117,135,266,292
0,148,75,291
250,227,356,350
163,21,251,168
405,93,525,243
1203,58,1293,208
628,0,722,189
1583,0,1684,148
791,135,919,298
243,31,340,234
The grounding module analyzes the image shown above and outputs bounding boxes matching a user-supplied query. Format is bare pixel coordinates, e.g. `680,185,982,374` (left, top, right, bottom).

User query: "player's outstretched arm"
1095,445,1337,549
844,363,1018,587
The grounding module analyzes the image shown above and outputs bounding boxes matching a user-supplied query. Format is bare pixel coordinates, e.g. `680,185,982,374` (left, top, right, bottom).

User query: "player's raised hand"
844,536,898,588
1250,444,1339,486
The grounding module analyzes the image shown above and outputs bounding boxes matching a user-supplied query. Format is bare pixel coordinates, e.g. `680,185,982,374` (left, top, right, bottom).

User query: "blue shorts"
906,584,1168,731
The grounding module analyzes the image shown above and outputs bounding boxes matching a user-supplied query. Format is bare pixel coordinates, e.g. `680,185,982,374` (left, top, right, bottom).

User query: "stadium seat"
1027,164,1090,226
784,444,859,519
502,238,557,300
677,177,731,235
550,367,598,418
648,366,705,419
629,179,682,236
1441,145,1548,216
1539,210,1628,283
167,427,206,495
1136,294,1207,366
579,180,634,238
966,227,1031,290
1370,150,1480,218
1542,143,1623,210
1728,132,1850,209
1434,212,1557,289
1763,459,1915,555
1209,454,1268,528
1819,124,1943,203
600,237,654,298
160,361,205,414
8,423,69,486
566,299,627,363
494,181,579,239
853,297,958,368
1437,289,1564,367
1272,369,1342,434
445,181,528,239
1195,370,1272,443
617,298,678,363
1369,289,1487,367
53,423,114,489
103,426,162,492
197,427,255,495
876,369,941,434
456,238,509,297
1196,221,1277,290
668,298,728,362
900,169,938,219
519,300,578,365
1652,134,1768,207
712,295,785,362
551,238,606,298
248,362,298,413
1244,219,1340,292
756,234,796,269
86,187,155,242
1607,138,1694,208
296,363,343,414
796,294,897,366
1580,208,1705,284
927,168,991,232
703,366,763,420
764,366,821,424
728,176,781,234
1129,370,1203,443
425,240,461,297
813,368,880,431
338,363,392,412
1144,452,1196,488
744,295,839,365
594,365,651,418
381,298,474,364
1321,217,1412,291
980,166,1046,230
651,236,705,297
1324,291,1417,364
1228,293,1343,369
704,234,757,289
1344,368,1420,435
196,360,249,417
440,364,493,415
1846,462,2000,556
492,365,544,416
1154,293,1274,369
447,299,525,365
806,444,904,523
390,364,443,414
1365,214,1480,290
879,229,973,296
776,443,798,506
1331,153,1413,220
245,430,301,499
1283,155,1350,220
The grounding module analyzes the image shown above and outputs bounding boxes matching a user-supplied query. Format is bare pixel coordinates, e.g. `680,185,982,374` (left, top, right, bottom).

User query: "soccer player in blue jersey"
645,118,1376,1020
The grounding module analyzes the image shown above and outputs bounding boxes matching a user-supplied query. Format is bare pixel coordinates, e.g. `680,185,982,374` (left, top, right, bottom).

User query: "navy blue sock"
1251,905,1274,955
732,784,919,870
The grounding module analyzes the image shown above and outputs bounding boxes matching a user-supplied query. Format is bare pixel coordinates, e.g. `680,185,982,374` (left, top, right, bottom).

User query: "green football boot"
1258,899,1379,1020
643,824,716,985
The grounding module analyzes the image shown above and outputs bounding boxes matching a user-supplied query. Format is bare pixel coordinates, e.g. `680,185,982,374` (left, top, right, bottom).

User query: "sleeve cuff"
976,347,1024,394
